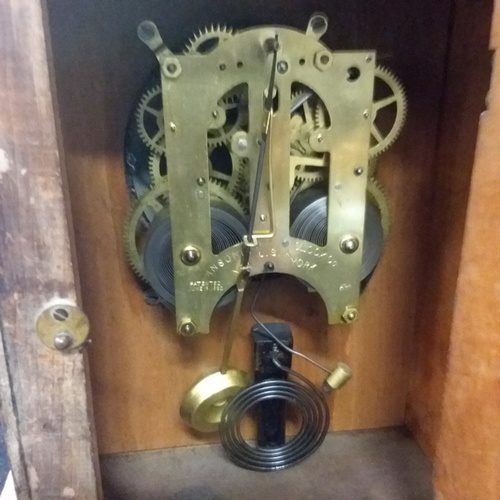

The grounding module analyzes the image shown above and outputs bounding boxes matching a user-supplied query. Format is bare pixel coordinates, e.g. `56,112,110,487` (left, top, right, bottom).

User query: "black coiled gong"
144,202,247,309
290,186,385,283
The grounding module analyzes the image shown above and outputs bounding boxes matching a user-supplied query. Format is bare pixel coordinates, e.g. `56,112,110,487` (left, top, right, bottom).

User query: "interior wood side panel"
406,0,494,458
434,4,500,497
46,0,452,453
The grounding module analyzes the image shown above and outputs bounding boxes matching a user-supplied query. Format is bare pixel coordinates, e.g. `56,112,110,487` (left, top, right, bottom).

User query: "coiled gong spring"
290,185,385,283
144,200,246,309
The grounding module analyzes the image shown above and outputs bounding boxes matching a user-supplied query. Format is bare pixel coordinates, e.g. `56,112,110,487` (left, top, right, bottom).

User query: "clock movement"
123,13,406,470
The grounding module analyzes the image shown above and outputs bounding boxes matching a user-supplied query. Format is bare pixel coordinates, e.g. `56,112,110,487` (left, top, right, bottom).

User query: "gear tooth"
123,200,148,283
123,184,170,284
295,172,326,184
148,151,168,186
135,84,165,155
313,103,327,129
208,178,247,216
370,65,407,157
366,178,391,237
184,24,235,54
368,157,378,177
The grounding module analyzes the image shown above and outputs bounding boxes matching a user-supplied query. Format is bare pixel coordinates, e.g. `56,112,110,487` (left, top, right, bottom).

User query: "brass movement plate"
140,22,374,334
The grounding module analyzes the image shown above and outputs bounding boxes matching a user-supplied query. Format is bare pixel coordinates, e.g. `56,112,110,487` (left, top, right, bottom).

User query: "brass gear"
136,84,165,155
184,25,235,55
290,89,328,186
370,66,407,157
368,157,378,177
124,183,169,282
313,101,328,130
233,157,250,209
209,178,247,217
366,178,390,239
313,67,407,158
148,152,167,185
290,89,317,157
293,164,326,185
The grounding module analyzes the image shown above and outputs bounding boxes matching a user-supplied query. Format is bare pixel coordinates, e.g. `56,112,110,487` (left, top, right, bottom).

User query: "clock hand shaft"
219,37,280,372
246,35,279,245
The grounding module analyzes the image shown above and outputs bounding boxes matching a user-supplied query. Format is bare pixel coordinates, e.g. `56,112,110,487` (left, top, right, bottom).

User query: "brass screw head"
342,307,358,324
354,166,364,176
181,245,201,266
180,320,197,336
340,235,360,254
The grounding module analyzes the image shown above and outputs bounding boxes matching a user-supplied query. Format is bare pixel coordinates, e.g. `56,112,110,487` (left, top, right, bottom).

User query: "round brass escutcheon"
36,304,89,351
180,369,251,432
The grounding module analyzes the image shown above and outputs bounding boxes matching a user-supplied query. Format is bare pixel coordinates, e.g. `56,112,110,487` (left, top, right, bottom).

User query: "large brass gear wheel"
370,66,407,157
184,24,235,55
136,84,165,155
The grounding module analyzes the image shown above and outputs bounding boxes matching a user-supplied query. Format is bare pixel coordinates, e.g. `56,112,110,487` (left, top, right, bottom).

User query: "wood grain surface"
406,0,495,458
0,0,101,498
434,3,500,498
46,0,453,454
